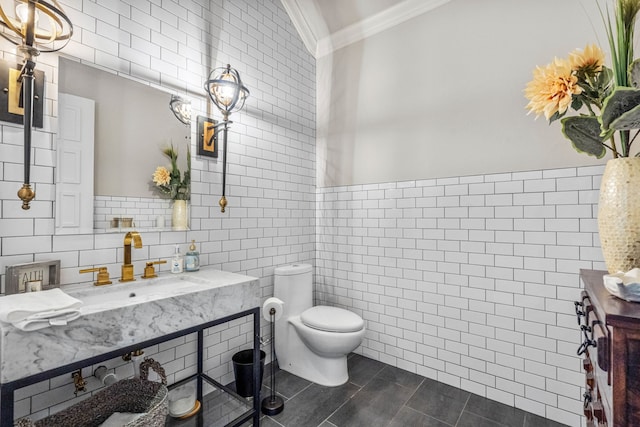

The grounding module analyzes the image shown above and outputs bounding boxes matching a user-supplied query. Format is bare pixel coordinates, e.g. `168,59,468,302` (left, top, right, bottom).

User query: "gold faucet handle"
142,260,167,279
79,267,112,286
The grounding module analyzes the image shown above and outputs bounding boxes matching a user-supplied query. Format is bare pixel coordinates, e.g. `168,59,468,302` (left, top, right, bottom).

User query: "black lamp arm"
17,59,36,209
219,116,230,213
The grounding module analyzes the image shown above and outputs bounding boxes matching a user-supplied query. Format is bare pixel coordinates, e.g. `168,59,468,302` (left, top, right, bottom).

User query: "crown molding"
315,0,450,58
280,0,318,56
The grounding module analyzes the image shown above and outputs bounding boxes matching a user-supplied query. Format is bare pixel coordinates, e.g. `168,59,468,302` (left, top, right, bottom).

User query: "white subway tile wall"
0,0,315,421
94,195,173,230
316,166,606,427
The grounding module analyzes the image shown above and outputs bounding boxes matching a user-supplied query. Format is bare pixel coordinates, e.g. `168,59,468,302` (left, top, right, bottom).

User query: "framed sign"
197,115,218,158
5,260,61,294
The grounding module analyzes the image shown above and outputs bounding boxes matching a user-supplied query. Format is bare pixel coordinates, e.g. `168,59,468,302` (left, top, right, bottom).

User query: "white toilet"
273,263,365,386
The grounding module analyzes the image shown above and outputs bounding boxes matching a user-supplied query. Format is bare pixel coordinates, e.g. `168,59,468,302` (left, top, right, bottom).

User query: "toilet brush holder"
262,306,284,415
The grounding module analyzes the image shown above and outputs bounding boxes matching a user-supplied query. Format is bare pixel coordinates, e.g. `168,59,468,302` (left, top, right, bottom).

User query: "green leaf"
561,116,607,158
571,95,584,111
596,67,614,100
610,103,640,130
598,67,614,87
548,110,562,124
630,59,640,88
600,87,640,130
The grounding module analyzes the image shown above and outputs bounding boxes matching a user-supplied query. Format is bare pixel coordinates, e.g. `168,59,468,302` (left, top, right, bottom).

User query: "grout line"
453,393,471,427
318,383,363,426
396,406,457,427
394,378,457,427
266,417,286,427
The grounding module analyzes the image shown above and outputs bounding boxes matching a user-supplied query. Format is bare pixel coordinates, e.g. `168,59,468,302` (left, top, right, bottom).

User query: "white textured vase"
598,158,640,273
172,200,188,230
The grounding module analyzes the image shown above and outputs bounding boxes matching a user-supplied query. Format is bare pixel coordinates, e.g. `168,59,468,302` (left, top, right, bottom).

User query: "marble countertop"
0,268,260,384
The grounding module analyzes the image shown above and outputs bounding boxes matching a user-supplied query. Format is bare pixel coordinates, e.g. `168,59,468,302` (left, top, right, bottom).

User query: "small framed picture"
197,115,218,158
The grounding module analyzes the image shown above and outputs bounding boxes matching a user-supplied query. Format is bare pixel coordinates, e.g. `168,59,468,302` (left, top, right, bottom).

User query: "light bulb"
178,103,190,119
15,2,28,24
215,73,237,107
15,2,38,27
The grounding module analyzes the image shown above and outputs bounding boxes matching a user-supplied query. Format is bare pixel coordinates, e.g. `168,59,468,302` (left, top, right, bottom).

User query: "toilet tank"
274,264,313,315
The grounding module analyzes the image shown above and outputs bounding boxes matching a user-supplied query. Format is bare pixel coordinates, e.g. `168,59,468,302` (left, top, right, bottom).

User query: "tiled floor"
171,353,570,427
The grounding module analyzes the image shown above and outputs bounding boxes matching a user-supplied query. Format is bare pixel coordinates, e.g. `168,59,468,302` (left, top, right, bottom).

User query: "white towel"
12,309,82,331
0,288,82,325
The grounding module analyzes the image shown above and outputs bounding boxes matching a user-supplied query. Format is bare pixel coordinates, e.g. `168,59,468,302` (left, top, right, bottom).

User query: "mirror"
55,58,191,234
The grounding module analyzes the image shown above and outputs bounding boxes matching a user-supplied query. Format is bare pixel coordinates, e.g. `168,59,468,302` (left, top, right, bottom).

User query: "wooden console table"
578,269,640,427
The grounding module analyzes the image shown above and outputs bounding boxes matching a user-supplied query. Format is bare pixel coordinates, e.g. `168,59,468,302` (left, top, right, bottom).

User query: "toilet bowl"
273,264,365,386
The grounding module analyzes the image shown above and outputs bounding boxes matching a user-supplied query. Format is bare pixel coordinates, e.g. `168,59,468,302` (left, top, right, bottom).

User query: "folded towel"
0,288,82,323
99,412,145,427
12,309,81,331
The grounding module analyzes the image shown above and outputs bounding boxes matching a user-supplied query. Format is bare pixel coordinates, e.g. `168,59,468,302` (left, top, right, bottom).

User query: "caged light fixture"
169,94,191,125
203,64,249,213
0,0,72,209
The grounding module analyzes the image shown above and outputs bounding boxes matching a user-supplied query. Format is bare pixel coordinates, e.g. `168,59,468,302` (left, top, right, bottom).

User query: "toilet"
273,263,365,386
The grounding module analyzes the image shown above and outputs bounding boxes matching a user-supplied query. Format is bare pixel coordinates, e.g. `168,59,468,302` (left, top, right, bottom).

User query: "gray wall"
317,0,607,187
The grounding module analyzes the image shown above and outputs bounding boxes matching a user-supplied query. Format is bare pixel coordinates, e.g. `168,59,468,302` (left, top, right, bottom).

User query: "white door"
56,93,95,234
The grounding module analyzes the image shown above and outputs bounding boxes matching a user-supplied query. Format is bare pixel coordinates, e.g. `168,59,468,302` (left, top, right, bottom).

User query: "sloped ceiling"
280,0,450,58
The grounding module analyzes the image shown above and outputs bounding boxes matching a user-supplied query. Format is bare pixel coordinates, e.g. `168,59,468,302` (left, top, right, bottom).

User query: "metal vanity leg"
253,308,260,426
0,386,14,427
197,329,204,405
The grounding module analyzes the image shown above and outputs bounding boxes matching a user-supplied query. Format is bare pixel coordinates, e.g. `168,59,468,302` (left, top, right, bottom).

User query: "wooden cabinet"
578,269,640,427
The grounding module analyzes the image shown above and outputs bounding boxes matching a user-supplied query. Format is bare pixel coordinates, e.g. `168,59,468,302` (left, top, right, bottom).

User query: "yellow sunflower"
152,166,171,186
569,44,605,74
524,57,582,120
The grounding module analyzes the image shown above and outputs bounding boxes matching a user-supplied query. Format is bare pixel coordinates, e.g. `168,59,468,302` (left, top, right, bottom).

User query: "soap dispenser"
171,245,184,273
185,240,200,272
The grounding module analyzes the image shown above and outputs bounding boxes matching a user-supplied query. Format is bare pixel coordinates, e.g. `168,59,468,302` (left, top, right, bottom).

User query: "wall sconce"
169,94,191,125
203,64,249,213
0,0,73,209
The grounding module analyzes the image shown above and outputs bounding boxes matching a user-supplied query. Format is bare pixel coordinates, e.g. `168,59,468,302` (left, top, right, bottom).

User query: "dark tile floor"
170,353,570,427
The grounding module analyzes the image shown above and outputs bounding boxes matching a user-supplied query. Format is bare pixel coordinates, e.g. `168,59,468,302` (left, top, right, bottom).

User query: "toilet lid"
300,306,364,333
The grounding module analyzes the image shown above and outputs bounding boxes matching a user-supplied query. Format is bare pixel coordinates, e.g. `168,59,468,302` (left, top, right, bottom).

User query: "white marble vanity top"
0,268,260,384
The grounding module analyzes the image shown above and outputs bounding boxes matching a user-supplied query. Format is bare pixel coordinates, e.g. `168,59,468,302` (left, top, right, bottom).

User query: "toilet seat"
300,306,364,333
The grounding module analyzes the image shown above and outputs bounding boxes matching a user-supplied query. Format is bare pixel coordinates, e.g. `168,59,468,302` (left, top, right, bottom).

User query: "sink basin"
66,274,216,314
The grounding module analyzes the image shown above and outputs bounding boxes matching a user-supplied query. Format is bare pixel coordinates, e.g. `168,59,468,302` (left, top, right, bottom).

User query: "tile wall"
0,0,315,421
94,195,173,230
316,166,605,427
12,157,602,425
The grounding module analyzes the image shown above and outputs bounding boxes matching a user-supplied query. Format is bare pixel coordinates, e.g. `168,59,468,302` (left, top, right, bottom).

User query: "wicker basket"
15,358,168,427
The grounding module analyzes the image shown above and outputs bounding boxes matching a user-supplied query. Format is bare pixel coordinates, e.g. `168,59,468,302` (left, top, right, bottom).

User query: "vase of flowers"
152,144,191,230
524,0,640,273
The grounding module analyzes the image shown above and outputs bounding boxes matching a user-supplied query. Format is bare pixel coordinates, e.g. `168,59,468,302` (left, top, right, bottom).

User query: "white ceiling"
280,0,451,58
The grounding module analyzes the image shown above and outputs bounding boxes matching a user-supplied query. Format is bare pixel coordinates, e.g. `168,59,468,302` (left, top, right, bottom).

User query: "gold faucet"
79,266,112,286
142,260,167,279
121,231,143,282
